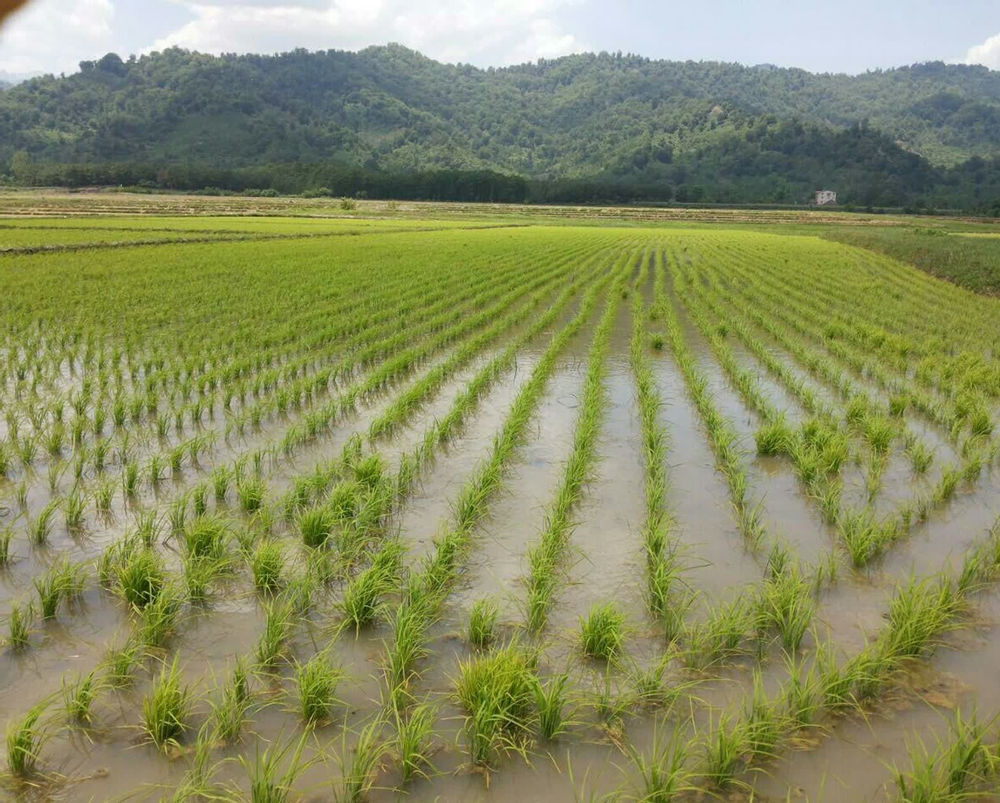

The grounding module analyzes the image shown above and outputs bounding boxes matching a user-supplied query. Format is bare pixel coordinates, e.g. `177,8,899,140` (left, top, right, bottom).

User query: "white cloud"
146,0,586,66
965,32,1000,70
0,0,114,74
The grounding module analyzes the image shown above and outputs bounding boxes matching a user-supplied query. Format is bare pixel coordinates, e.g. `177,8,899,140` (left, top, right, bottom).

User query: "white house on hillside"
814,189,837,206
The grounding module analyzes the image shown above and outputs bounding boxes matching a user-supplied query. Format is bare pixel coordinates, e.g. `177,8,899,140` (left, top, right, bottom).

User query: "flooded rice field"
0,217,998,801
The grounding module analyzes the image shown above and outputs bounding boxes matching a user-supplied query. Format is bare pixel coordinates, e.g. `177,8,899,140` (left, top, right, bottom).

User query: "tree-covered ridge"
3,46,1000,209
5,46,1000,170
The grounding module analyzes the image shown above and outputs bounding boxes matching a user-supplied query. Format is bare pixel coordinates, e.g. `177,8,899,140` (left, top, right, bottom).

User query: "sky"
1,0,1000,79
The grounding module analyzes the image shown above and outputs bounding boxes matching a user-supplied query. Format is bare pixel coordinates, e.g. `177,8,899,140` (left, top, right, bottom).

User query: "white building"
814,189,837,206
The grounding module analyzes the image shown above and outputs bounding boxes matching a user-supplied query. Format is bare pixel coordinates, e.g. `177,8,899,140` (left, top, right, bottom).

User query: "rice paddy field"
1,202,1000,801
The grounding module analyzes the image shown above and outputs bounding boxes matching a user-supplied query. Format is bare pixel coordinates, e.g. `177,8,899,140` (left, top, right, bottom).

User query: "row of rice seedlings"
701,250,938,449
695,251,927,484
687,513,1000,790
219,250,516,431
6,259,604,786
1,239,566,556
0,251,579,650
523,254,630,633
627,254,692,641
749,239,1000,412
382,266,617,745
365,242,602,441
696,246,995,567
703,237,949,397
654,249,765,549
89,246,562,516
3,235,502,468
894,708,999,802
118,260,618,790
710,242,987,449
673,259,854,505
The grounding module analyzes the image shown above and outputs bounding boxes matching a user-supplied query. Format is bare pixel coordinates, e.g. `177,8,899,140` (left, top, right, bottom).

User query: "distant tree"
10,150,35,185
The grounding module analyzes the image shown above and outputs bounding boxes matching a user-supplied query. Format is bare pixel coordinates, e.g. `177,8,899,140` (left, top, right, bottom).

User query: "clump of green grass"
533,673,571,741
755,418,791,456
5,701,48,777
138,584,184,648
29,499,59,546
580,602,627,662
251,540,284,593
393,701,436,784
624,719,696,801
34,558,86,619
237,476,266,513
240,732,312,803
63,670,100,725
756,565,815,651
894,709,992,802
7,601,33,650
0,524,14,567
104,638,144,688
455,644,537,765
339,543,401,632
295,651,342,725
142,656,191,749
183,515,230,561
337,715,387,802
117,548,165,609
212,659,254,743
256,601,293,669
298,505,334,548
468,598,498,648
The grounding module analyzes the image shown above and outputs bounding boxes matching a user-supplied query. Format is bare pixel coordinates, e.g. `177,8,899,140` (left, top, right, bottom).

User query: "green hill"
3,46,1000,208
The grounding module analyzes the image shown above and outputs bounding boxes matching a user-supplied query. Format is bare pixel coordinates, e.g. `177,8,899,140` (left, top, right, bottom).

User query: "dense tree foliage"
3,46,1000,209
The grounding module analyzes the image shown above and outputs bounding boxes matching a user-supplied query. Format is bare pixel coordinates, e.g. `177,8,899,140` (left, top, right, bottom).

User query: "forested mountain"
3,45,1000,209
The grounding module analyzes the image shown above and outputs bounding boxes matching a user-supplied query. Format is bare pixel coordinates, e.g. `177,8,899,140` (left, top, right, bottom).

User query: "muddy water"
542,305,651,654
448,362,581,620
651,346,761,604
673,294,834,568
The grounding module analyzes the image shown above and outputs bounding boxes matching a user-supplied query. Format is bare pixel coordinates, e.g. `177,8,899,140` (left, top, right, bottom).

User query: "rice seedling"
392,700,437,784
7,602,33,649
183,514,230,561
624,718,697,802
894,709,993,802
63,670,100,725
138,583,184,648
251,539,285,593
580,602,627,662
0,524,14,567
142,656,191,748
298,505,334,548
256,601,293,669
212,658,254,743
104,638,144,688
237,476,267,513
533,673,572,740
33,558,85,619
29,498,59,546
339,543,402,632
295,650,342,725
455,644,537,765
117,548,165,609
756,565,815,651
239,730,312,803
5,701,48,777
468,597,498,648
335,715,387,802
